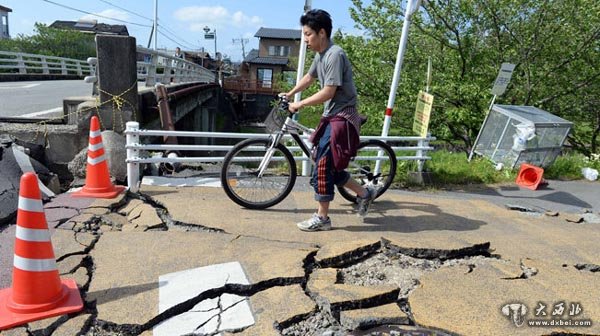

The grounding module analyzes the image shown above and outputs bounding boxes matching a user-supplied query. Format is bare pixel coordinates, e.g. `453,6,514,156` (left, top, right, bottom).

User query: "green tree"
0,23,95,60
338,0,600,155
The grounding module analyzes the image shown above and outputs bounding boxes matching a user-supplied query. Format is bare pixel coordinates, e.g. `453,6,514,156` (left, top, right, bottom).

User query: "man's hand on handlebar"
288,101,302,113
279,92,300,113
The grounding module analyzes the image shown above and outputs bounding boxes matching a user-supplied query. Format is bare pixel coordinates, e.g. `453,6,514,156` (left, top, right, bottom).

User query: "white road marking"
0,83,40,89
141,176,222,188
154,262,255,336
21,107,63,118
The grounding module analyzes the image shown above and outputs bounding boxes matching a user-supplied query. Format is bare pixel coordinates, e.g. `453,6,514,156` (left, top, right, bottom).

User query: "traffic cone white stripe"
87,154,106,165
15,227,51,242
18,196,44,213
88,142,104,151
89,129,102,138
13,255,57,272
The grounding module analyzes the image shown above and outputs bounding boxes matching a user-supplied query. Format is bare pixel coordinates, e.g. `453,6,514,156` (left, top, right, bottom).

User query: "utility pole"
297,0,312,176
153,0,158,50
232,37,249,59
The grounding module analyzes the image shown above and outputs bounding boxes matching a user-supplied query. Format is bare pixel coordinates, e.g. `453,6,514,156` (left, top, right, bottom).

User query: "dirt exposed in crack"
281,241,494,336
6,191,506,336
573,263,600,272
340,253,493,297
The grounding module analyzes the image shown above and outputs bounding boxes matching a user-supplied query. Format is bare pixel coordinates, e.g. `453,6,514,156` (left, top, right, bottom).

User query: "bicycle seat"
359,114,368,125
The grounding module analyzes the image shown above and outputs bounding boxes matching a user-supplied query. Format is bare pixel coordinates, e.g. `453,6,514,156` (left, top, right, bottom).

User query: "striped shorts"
310,123,350,202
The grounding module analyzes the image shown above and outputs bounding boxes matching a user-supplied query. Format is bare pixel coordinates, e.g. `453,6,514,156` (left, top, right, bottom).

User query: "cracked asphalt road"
0,181,598,336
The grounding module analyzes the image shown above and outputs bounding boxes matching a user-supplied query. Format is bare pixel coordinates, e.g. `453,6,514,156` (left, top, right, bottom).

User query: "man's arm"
288,85,336,112
285,73,315,98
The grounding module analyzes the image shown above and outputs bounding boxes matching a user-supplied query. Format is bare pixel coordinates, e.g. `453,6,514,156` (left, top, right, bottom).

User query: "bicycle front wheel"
338,139,397,203
220,138,297,209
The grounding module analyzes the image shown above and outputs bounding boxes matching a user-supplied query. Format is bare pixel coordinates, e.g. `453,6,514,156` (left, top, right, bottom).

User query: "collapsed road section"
0,183,598,335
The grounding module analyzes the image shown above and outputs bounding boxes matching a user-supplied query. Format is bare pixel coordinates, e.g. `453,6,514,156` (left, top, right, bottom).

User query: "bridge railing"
0,50,93,76
222,78,284,95
124,121,435,192
135,47,214,86
0,48,214,86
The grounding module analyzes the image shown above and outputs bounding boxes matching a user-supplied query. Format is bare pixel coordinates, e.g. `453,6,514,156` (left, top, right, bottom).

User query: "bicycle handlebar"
277,95,294,118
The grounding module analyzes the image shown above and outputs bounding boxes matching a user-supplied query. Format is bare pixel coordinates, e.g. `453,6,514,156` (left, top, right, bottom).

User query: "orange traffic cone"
0,172,83,330
516,163,545,190
72,116,125,198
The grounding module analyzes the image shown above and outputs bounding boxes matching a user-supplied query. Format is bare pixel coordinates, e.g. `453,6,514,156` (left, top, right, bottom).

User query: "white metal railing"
125,121,435,192
0,49,212,87
135,47,214,86
0,51,93,76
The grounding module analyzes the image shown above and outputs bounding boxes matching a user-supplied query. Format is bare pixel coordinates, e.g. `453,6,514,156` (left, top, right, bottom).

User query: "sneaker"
357,186,377,217
297,213,332,232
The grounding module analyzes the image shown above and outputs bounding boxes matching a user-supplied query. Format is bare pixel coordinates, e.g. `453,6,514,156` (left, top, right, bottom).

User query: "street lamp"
203,26,218,82
203,26,218,60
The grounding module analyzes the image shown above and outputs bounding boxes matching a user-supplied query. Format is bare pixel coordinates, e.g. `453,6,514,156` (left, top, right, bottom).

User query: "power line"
157,27,196,50
157,30,195,51
157,22,199,50
42,0,152,27
98,0,153,22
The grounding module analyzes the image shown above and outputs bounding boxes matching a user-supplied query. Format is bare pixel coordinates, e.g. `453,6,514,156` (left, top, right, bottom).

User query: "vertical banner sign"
491,63,516,96
412,90,434,137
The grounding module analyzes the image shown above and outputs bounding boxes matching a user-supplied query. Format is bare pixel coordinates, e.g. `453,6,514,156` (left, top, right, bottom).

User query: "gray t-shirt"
308,43,357,117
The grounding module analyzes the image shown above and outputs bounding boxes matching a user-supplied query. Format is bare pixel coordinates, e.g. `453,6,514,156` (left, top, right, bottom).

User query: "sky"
2,0,368,62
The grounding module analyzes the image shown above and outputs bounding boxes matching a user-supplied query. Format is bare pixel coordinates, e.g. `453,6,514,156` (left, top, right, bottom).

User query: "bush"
405,150,600,187
420,150,516,187
544,152,600,180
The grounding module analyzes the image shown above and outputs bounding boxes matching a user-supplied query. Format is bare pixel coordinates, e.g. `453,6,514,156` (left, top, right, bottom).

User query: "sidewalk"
0,180,598,335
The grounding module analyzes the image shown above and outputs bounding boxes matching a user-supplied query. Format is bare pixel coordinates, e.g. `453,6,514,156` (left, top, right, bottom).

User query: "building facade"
240,27,301,89
0,5,12,39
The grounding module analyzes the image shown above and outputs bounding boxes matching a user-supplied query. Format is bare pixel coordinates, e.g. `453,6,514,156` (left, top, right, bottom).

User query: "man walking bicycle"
284,9,376,232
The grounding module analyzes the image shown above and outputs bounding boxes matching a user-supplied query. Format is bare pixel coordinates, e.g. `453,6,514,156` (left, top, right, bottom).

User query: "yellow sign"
413,91,434,137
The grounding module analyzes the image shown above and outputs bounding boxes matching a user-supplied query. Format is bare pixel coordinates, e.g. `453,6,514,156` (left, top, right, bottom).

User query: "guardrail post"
417,137,425,173
60,59,68,75
408,133,432,185
41,57,49,74
16,54,26,74
146,53,157,86
84,57,98,96
96,35,139,131
76,61,83,76
126,121,140,193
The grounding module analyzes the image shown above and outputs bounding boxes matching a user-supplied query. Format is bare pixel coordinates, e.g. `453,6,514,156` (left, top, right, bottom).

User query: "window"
257,68,273,88
268,45,290,57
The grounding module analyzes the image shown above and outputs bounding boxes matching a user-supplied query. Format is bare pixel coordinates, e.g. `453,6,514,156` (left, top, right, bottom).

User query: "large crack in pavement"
18,193,487,335
135,192,225,233
280,239,494,335
11,191,595,336
573,263,600,272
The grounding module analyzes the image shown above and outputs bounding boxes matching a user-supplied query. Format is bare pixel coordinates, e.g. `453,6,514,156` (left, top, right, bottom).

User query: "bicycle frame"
257,112,313,177
256,99,390,184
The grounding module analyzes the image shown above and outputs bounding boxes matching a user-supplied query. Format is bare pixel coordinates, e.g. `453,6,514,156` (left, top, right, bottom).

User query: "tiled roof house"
240,27,301,88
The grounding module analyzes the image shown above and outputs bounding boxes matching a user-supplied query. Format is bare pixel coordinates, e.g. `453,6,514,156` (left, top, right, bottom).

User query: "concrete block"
95,35,138,132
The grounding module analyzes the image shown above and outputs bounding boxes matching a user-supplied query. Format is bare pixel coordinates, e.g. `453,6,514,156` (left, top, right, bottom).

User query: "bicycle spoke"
221,138,296,209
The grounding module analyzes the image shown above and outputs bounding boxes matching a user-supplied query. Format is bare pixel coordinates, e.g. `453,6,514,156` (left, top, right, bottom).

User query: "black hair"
300,9,332,39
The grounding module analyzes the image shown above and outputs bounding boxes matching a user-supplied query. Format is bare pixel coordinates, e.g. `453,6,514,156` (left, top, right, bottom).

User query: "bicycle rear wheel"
221,138,297,209
338,139,397,203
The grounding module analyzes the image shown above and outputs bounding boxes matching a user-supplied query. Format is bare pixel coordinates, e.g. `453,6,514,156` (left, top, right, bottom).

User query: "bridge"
0,46,280,120
0,35,433,188
0,35,283,172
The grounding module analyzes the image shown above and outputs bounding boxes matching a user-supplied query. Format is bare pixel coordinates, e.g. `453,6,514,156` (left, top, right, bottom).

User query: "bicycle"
220,96,397,209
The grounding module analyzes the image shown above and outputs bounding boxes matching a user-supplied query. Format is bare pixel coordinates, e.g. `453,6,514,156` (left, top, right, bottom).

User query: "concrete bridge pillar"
95,35,138,132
